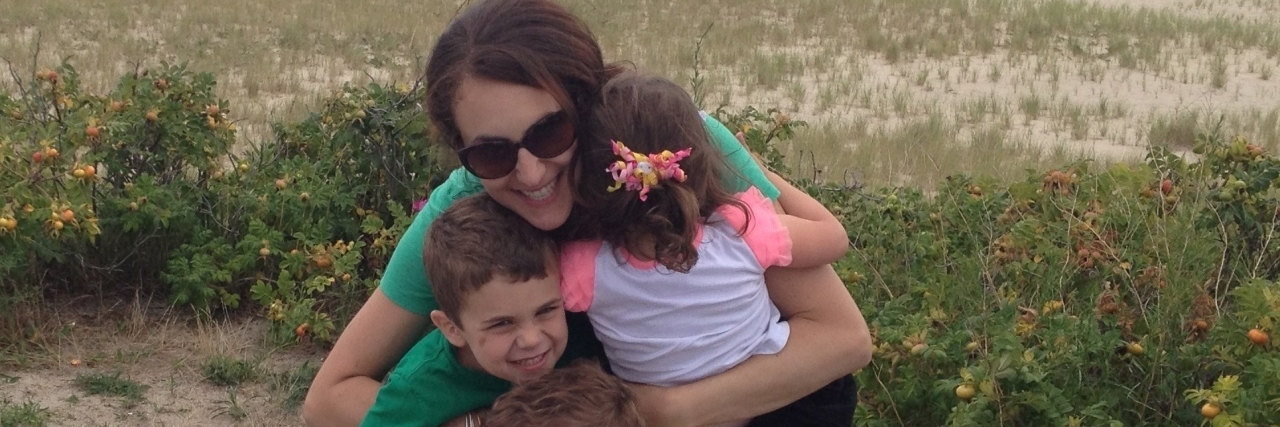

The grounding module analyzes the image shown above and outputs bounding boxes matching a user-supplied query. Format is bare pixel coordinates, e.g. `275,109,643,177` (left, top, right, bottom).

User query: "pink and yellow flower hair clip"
605,140,691,201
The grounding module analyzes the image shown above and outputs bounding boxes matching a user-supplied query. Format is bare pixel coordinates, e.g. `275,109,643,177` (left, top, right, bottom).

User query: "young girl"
560,71,849,423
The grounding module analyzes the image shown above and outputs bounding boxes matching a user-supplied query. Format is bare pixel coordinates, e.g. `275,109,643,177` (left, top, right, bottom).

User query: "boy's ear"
430,310,468,348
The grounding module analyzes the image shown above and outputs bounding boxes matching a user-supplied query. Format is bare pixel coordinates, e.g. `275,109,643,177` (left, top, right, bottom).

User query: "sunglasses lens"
458,111,575,179
461,143,519,179
524,113,576,159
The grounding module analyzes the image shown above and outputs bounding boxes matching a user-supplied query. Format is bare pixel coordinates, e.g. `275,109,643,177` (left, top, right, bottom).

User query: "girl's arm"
302,289,431,427
767,169,850,267
708,113,847,264
630,264,873,426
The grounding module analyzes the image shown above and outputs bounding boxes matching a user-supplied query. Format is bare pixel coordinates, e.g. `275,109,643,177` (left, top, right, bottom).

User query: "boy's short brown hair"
485,361,646,427
422,194,558,323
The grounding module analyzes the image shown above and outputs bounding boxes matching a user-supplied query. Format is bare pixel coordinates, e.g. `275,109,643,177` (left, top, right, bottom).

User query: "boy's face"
433,266,568,384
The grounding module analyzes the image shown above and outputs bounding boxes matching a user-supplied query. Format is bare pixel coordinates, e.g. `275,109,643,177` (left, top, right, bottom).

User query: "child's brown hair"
422,194,558,323
569,71,747,273
485,361,646,427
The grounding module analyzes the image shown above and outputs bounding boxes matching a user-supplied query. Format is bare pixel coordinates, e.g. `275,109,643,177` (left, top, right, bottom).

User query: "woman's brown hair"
424,0,619,151
570,71,747,273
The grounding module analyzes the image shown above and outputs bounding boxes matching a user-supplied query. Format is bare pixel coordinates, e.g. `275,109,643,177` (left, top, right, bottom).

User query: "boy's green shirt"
361,312,603,427
360,330,511,427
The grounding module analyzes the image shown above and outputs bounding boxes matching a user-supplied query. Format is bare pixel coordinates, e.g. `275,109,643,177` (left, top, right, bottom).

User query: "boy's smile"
432,265,568,384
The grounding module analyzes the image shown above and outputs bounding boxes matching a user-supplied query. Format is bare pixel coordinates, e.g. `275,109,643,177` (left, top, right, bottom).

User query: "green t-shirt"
380,114,778,315
360,329,512,427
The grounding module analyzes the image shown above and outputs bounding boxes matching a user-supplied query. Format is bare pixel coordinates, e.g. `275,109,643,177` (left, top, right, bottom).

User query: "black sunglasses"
457,110,576,179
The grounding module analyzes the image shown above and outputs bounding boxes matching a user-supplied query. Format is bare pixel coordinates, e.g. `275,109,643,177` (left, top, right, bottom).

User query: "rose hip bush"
803,133,1280,426
1,62,449,345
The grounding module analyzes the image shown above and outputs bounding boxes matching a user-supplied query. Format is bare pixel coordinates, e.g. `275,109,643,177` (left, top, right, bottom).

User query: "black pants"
745,374,859,427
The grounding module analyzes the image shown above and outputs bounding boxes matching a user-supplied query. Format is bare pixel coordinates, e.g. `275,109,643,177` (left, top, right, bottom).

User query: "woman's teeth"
521,181,555,201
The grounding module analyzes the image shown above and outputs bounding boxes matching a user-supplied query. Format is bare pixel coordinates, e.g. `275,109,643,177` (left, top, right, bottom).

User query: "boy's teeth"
521,181,554,200
515,353,544,366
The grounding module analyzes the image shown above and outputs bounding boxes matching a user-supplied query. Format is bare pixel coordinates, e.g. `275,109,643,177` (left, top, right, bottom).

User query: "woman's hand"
302,288,432,427
627,382,690,427
441,409,488,427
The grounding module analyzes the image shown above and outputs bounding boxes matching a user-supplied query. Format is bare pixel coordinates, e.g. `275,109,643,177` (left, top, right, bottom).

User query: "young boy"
485,360,645,427
360,194,569,427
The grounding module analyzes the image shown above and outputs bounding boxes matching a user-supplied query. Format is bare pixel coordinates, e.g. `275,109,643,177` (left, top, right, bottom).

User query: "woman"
302,0,873,426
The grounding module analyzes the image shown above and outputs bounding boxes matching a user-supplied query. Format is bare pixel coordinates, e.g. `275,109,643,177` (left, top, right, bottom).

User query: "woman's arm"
303,167,485,427
303,289,432,427
768,169,850,267
630,264,873,426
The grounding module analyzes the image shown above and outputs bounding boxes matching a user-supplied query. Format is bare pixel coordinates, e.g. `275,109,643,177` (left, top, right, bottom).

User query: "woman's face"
453,77,577,231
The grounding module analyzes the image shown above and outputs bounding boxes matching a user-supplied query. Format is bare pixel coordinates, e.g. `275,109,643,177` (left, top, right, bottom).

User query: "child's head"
485,360,646,427
572,71,745,272
423,194,567,384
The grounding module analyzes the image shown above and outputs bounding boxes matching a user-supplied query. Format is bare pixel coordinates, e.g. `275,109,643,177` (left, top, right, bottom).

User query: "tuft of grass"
73,371,148,407
892,88,913,116
915,67,930,86
1211,52,1229,89
1056,100,1088,140
966,95,1003,124
202,355,260,387
214,388,247,421
1148,110,1203,149
1020,94,1044,121
1260,107,1280,148
0,399,52,427
270,362,319,410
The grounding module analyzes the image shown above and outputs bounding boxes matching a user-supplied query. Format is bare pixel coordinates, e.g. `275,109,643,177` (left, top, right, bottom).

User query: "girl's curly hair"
567,71,747,272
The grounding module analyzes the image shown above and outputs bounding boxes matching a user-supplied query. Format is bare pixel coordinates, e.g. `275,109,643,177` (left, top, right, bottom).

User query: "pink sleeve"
718,187,793,268
559,240,602,312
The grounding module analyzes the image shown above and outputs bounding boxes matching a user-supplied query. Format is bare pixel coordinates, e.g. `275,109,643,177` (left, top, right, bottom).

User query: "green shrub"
797,133,1280,426
1,62,450,345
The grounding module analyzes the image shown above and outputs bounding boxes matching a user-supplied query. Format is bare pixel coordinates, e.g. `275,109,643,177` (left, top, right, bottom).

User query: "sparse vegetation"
270,362,319,410
214,388,247,421
73,371,148,407
202,355,259,387
0,399,51,427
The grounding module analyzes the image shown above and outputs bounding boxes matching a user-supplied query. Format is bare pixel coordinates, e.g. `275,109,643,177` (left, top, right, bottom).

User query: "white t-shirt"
559,188,793,387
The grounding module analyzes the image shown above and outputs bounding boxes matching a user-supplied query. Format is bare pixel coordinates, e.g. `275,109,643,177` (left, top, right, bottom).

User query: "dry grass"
0,295,318,426
3,0,1279,187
